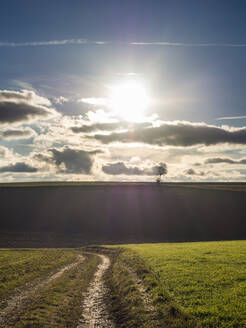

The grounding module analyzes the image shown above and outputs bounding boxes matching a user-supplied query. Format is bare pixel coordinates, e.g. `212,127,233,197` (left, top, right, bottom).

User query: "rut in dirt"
77,253,115,328
0,254,84,326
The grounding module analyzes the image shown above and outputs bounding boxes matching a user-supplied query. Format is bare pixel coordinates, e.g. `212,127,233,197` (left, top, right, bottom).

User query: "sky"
1,0,246,182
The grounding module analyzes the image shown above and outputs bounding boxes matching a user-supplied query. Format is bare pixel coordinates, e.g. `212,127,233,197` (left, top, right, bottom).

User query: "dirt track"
77,253,115,328
0,251,163,327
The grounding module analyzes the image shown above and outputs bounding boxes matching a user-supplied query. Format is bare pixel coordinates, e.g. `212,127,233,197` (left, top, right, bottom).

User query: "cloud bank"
92,121,246,147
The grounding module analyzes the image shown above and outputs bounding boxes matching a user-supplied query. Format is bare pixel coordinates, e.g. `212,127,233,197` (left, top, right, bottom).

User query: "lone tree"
156,163,167,183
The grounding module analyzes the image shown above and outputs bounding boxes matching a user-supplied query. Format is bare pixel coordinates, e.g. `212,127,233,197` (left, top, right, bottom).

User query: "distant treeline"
0,184,246,247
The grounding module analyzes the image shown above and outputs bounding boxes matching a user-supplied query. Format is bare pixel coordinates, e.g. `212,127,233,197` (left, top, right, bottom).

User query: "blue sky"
1,0,246,181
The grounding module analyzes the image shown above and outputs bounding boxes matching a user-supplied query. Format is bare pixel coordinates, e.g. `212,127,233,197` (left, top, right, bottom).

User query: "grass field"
122,241,246,328
0,249,77,300
13,254,100,328
0,248,101,327
1,243,246,327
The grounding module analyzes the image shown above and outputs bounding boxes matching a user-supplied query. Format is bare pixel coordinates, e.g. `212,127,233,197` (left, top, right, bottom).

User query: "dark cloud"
71,122,150,133
0,102,51,124
1,128,35,139
102,161,167,176
205,157,246,164
91,121,246,147
0,162,37,173
0,90,56,124
49,147,101,174
185,168,205,176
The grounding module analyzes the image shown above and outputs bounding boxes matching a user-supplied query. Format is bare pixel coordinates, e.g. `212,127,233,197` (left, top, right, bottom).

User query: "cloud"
92,121,246,147
0,162,37,173
0,90,57,125
48,147,101,174
205,157,246,165
78,98,107,106
102,161,167,176
71,122,122,133
1,127,36,139
71,121,150,133
184,168,205,176
0,90,50,105
53,96,69,104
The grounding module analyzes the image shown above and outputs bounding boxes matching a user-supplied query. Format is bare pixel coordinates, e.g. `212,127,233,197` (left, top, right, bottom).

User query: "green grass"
121,241,246,328
99,246,199,328
2,242,246,327
0,249,77,299
0,249,101,327
12,253,100,328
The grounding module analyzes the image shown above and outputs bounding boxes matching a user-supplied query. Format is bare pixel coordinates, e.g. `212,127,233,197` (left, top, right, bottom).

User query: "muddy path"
77,253,115,328
0,254,84,326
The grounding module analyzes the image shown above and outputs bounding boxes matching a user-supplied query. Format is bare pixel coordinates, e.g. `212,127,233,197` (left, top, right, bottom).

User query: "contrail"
1,38,246,48
0,39,109,47
0,39,88,47
130,42,246,47
216,116,246,120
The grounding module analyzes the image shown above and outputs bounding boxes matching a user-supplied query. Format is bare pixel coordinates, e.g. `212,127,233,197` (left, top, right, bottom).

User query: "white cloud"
53,96,69,104
78,98,107,106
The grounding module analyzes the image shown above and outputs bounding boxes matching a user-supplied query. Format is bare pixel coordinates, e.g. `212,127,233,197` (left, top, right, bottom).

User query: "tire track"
77,253,115,328
0,254,84,326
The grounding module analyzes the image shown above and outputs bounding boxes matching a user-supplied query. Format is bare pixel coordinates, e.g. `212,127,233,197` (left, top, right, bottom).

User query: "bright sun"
108,81,150,121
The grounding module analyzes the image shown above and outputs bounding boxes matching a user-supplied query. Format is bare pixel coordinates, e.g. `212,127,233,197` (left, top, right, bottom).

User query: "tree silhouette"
156,163,167,183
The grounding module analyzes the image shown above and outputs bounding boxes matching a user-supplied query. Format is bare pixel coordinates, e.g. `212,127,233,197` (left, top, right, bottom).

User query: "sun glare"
109,81,150,121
